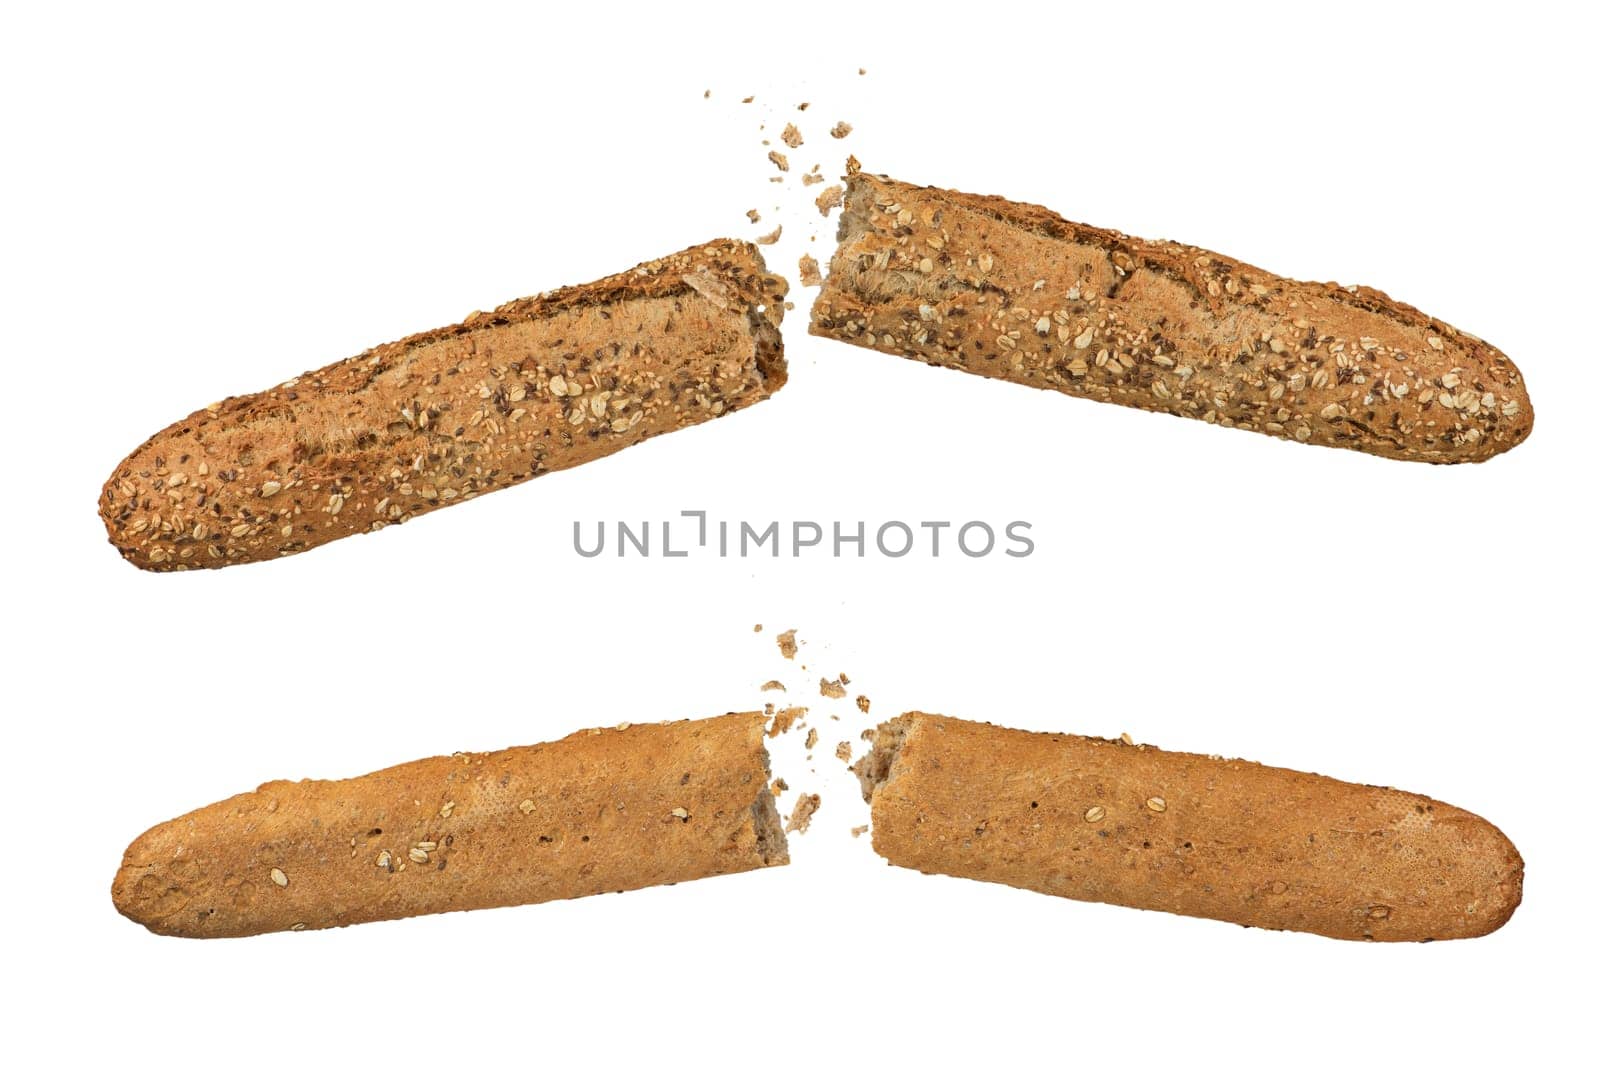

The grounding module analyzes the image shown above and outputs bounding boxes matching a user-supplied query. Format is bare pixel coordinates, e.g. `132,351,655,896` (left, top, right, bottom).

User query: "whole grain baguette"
113,713,787,937
101,240,788,570
811,174,1532,463
854,713,1521,941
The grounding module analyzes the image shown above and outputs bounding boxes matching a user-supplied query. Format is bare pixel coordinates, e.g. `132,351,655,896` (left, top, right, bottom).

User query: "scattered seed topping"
376,849,394,871
260,481,282,498
781,123,803,148
786,793,821,834
1146,797,1167,813
408,847,429,864
670,807,690,821
1368,905,1392,920
270,867,288,887
1084,805,1107,823
767,150,789,172
518,798,536,815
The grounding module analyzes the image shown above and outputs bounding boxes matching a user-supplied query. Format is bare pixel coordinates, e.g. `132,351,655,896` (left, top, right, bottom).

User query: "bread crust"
856,713,1522,941
811,174,1532,463
101,240,788,570
112,713,787,937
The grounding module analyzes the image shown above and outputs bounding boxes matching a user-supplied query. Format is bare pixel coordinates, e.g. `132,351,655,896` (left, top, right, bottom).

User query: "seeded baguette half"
113,713,787,938
811,174,1532,463
854,713,1522,941
102,240,788,570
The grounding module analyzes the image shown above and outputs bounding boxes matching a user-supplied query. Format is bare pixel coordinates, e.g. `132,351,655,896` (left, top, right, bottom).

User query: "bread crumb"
801,172,825,186
805,727,819,750
753,623,763,633
770,176,784,183
830,121,853,139
761,679,787,692
796,102,810,111
838,673,851,686
858,68,866,75
786,793,821,834
781,123,803,148
845,154,861,176
851,824,869,837
767,706,806,737
776,629,798,659
767,150,789,172
819,677,846,699
742,96,754,103
835,741,852,763
703,89,710,99
746,209,761,224
798,255,822,288
771,777,788,797
815,185,844,217
856,694,871,715
756,225,782,246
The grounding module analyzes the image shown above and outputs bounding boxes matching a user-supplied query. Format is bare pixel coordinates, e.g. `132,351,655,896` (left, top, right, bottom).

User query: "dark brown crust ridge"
855,713,1522,942
811,174,1532,463
102,240,788,570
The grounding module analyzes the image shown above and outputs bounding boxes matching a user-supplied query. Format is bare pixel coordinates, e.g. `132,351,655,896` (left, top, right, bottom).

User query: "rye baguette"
854,713,1522,941
102,240,788,570
113,713,787,937
811,173,1532,463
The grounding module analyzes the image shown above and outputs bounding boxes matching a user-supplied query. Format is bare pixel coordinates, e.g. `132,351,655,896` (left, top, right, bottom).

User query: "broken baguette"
113,713,787,937
102,240,788,570
854,713,1521,941
811,174,1532,463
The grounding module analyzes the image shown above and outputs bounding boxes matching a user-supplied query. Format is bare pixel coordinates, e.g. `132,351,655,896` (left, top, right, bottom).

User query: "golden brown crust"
811,174,1532,463
857,713,1522,941
101,240,788,570
112,713,787,938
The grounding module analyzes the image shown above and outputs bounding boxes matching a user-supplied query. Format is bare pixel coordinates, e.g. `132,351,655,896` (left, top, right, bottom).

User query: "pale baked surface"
102,240,788,570
812,174,1532,463
857,713,1522,941
113,713,787,938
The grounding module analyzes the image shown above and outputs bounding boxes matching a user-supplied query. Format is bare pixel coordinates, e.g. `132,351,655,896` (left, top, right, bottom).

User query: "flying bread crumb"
703,89,710,99
754,623,763,633
851,824,869,838
776,629,799,659
815,185,844,217
797,102,810,111
786,793,821,834
819,677,846,699
801,173,825,186
746,209,761,224
769,176,784,183
845,154,861,176
767,706,806,737
830,121,853,139
767,150,789,172
858,68,866,75
836,741,852,763
856,694,871,715
798,255,822,288
839,673,851,686
805,727,819,750
781,123,803,148
756,225,782,246
771,777,788,797
761,680,787,692
742,96,754,103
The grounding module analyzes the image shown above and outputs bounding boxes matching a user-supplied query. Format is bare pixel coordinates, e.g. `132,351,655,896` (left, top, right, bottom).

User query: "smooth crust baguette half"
113,713,787,937
811,174,1532,463
854,713,1522,941
101,240,788,570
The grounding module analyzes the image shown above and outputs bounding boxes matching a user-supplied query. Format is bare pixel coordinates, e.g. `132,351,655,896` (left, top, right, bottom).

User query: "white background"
3,2,1595,1063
